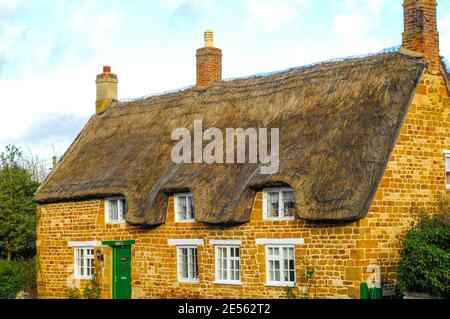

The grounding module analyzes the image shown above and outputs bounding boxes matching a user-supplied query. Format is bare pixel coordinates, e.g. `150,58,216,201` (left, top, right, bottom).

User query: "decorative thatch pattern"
35,52,426,225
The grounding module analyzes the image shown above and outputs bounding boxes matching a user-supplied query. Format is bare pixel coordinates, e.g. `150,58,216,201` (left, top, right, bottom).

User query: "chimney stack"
402,0,440,74
96,66,118,114
196,30,222,88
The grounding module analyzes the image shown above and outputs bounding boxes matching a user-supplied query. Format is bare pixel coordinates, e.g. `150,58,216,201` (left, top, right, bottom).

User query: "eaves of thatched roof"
34,52,426,226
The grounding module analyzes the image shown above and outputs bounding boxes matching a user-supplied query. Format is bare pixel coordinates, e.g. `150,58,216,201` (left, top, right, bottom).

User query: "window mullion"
83,248,87,278
281,251,286,283
188,248,192,280
119,201,123,221
227,247,231,282
279,190,283,217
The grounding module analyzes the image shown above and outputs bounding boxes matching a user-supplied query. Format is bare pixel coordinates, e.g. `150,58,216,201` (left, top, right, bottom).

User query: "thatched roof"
35,52,426,225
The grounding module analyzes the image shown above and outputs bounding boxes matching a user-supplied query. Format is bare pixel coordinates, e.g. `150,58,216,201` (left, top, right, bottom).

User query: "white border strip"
256,238,305,245
168,239,204,246
209,240,241,246
443,150,450,155
68,241,101,247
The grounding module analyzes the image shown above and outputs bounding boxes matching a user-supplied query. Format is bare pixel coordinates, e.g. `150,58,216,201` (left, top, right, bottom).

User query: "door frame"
102,240,135,299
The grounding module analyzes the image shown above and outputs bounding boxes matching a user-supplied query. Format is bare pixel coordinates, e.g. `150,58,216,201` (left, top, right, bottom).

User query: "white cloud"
3,25,27,39
159,0,214,13
244,0,309,31
92,10,122,43
0,0,27,12
330,0,394,56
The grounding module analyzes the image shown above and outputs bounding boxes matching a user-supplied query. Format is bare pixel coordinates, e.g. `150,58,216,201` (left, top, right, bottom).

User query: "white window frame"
262,187,296,221
264,245,296,287
176,246,199,283
74,246,95,280
105,197,127,224
212,242,242,285
174,193,196,223
444,151,450,189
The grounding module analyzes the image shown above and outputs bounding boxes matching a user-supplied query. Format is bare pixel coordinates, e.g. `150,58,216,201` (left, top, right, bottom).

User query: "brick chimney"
196,30,222,88
96,66,118,114
402,0,440,74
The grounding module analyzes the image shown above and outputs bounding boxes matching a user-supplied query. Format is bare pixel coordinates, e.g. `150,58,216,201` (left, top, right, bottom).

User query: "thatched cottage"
35,0,450,299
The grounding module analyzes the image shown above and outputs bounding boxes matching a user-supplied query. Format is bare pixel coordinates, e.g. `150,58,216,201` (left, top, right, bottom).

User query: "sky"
1,0,450,167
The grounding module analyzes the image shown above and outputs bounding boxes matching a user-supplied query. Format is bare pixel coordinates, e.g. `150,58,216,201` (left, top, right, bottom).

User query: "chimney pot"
204,30,214,48
95,66,118,114
196,30,222,88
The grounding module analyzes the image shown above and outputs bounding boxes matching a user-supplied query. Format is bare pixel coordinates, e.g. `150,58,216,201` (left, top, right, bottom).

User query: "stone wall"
36,71,450,299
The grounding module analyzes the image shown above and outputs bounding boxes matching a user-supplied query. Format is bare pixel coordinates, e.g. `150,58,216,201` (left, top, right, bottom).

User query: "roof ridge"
119,46,403,104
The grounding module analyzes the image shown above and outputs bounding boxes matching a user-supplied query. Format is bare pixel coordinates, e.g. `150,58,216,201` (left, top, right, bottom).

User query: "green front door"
112,246,132,299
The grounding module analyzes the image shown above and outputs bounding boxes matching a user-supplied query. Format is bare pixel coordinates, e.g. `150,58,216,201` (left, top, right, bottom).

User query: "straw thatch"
35,52,426,225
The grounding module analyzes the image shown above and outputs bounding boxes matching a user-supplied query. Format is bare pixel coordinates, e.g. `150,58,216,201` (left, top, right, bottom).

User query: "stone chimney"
196,30,222,88
402,0,440,74
96,66,118,114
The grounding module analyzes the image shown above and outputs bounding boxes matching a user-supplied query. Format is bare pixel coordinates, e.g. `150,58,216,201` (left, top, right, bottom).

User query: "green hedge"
0,259,35,299
397,212,450,298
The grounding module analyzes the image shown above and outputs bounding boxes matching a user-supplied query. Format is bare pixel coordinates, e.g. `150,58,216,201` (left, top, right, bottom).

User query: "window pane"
217,248,223,280
274,262,280,281
87,249,94,277
282,191,295,217
216,247,240,282
109,200,118,222
177,196,187,220
119,199,127,221
178,248,188,279
269,261,275,281
268,192,279,217
267,246,295,284
188,196,195,220
231,247,240,281
222,248,228,280
192,248,198,279
178,247,198,281
271,247,280,256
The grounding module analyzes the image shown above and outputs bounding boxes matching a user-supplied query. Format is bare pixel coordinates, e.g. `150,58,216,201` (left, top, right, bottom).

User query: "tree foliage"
0,145,40,260
397,198,450,298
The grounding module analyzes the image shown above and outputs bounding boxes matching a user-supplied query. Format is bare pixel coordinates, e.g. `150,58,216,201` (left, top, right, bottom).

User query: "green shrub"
67,270,101,299
0,259,29,299
397,209,450,298
82,273,101,299
67,288,81,299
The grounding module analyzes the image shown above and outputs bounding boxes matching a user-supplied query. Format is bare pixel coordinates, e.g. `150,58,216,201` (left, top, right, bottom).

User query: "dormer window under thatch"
106,197,127,224
174,193,195,223
262,188,295,221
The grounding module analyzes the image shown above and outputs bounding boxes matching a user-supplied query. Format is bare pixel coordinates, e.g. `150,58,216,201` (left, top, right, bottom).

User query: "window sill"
212,281,243,286
174,220,196,224
264,218,295,222
106,221,126,225
264,282,296,288
178,280,200,284
74,276,94,280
